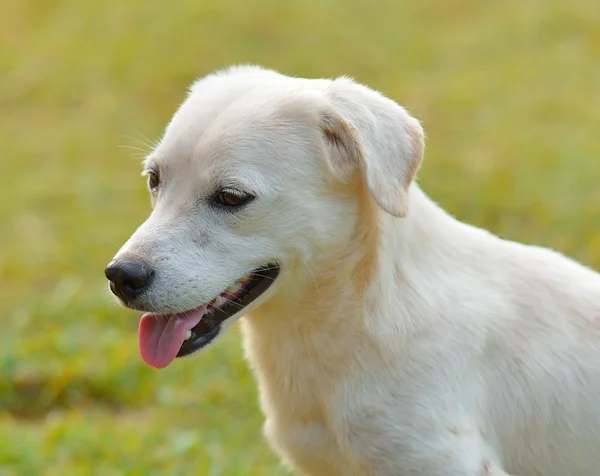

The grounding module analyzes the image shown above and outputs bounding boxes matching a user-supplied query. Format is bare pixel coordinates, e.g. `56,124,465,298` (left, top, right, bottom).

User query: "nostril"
122,275,150,292
122,278,138,292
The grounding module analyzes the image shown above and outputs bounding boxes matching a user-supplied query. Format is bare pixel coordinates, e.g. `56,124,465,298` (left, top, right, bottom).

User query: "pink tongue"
138,306,206,369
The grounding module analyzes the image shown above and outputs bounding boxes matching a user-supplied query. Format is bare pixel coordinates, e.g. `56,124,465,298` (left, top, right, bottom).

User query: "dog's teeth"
184,330,192,341
227,282,242,295
213,295,228,308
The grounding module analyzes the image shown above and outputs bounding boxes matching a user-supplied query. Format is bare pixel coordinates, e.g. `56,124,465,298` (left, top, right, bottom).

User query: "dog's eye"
147,171,160,191
213,189,254,208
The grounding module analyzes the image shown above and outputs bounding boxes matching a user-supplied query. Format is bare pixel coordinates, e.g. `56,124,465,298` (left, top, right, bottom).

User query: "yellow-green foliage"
1,0,599,474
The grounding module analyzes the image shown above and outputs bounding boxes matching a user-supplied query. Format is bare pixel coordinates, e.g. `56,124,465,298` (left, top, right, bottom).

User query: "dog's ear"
320,79,424,217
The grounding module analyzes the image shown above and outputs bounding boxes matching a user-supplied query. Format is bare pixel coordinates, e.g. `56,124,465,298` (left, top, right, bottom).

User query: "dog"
106,65,600,476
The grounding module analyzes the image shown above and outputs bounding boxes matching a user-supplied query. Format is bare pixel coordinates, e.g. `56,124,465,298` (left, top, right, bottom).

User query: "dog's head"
106,66,424,368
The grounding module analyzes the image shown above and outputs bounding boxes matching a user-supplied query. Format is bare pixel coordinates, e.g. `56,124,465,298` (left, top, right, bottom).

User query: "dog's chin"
135,263,281,367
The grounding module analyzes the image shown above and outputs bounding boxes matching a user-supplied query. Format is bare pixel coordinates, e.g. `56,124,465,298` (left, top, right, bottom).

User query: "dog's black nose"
105,259,154,302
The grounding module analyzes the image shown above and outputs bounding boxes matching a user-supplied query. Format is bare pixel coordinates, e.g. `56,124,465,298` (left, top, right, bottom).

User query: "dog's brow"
142,156,158,172
217,177,259,194
209,167,277,196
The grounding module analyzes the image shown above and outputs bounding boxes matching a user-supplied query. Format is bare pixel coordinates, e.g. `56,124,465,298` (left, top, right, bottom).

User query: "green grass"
1,0,599,474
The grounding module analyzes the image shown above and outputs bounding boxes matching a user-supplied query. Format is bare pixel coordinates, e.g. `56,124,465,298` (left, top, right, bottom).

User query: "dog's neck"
243,185,468,372
241,184,472,422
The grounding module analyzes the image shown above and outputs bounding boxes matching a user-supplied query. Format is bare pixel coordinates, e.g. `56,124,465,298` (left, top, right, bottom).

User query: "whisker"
117,145,151,159
302,257,321,302
251,274,277,282
120,134,153,152
257,264,280,271
135,130,160,150
225,301,247,311
118,144,150,153
220,295,247,308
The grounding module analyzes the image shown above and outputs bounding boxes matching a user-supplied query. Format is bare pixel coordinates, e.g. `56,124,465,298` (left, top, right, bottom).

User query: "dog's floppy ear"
320,78,424,217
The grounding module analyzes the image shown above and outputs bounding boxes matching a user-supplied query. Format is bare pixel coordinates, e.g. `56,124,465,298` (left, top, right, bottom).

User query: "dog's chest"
243,336,365,474
257,370,357,474
265,417,359,476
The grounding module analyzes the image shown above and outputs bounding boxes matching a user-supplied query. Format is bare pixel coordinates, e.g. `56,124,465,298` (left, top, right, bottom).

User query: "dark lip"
176,263,280,358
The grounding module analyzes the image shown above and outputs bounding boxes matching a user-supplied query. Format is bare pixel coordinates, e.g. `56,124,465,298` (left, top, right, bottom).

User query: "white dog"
106,65,600,476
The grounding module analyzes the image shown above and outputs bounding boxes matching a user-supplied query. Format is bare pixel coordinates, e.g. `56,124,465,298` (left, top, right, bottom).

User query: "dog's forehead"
160,74,314,148
150,81,328,187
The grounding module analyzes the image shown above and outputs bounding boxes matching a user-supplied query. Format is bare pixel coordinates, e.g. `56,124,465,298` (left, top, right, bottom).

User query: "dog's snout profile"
105,258,154,301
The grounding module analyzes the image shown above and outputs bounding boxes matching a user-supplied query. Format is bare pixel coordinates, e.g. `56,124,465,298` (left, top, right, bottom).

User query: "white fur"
110,65,600,476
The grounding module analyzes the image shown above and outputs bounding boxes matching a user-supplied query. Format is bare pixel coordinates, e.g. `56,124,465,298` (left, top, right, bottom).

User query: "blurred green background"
1,0,599,474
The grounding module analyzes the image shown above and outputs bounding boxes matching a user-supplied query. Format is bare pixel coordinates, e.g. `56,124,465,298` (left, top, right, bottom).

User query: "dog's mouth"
138,263,280,369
